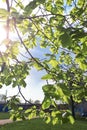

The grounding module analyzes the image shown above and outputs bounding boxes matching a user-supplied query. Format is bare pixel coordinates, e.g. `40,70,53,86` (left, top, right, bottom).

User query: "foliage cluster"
0,0,87,124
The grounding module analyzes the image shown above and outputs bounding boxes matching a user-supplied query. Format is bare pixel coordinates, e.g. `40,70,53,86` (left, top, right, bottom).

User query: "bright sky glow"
0,25,7,52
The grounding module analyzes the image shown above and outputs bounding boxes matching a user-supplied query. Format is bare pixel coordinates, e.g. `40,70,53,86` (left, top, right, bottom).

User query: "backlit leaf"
41,74,53,80
42,98,51,109
68,115,75,124
49,59,58,67
0,8,9,19
59,32,72,47
52,118,58,125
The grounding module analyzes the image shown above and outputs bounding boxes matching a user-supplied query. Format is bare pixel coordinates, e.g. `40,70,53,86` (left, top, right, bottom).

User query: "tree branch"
13,21,53,73
6,0,10,12
19,13,65,20
18,85,33,105
6,0,10,39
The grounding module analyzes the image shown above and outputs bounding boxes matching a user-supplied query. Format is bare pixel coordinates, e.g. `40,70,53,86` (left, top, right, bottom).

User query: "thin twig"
13,21,52,73
19,13,65,20
20,52,30,59
18,85,33,105
11,0,14,7
6,0,10,39
60,47,75,54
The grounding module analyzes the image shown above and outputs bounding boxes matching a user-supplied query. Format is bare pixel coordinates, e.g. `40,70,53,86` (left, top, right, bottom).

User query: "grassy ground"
0,112,10,119
0,118,87,130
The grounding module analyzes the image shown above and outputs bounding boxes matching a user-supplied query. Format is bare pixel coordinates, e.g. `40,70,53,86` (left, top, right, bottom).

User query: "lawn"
0,112,10,119
0,118,87,130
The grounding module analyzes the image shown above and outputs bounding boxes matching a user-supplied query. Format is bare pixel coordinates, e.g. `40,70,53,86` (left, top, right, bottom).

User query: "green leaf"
18,107,23,111
56,87,64,96
75,58,87,70
0,83,3,88
49,59,58,67
36,0,46,4
12,80,17,88
11,42,19,56
51,110,61,118
59,31,72,47
40,110,45,118
5,79,12,86
20,80,26,87
24,0,46,15
52,118,58,125
25,109,32,114
34,63,43,70
42,84,55,93
68,115,75,124
45,116,51,124
0,8,9,19
66,0,72,5
28,110,36,119
56,87,69,103
79,62,87,70
51,111,56,117
42,98,51,109
41,74,53,80
24,1,38,15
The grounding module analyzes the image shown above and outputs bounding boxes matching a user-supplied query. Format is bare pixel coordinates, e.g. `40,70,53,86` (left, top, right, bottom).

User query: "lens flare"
0,25,7,52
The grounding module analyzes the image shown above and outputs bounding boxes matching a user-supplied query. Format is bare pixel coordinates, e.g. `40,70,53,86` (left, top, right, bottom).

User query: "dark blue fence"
0,103,9,112
0,103,41,112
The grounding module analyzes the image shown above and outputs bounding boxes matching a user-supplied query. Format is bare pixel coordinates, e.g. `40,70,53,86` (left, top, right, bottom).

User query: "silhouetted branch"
6,0,10,39
13,21,54,74
18,85,33,105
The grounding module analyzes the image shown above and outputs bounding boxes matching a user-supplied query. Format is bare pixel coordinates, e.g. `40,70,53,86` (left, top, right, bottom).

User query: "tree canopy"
0,0,87,124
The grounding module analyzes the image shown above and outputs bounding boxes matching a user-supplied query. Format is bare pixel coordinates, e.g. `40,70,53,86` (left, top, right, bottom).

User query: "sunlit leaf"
42,98,51,109
41,74,53,80
45,116,51,124
49,59,58,67
52,118,58,125
25,109,32,114
40,110,45,118
18,107,23,111
42,84,55,93
34,63,43,70
68,115,75,124
0,8,9,19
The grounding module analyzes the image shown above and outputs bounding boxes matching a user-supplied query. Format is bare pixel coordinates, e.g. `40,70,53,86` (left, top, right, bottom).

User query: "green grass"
0,118,87,130
0,112,10,119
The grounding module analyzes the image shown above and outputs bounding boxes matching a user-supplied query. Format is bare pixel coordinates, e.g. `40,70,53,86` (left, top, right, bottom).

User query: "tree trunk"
70,95,75,119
